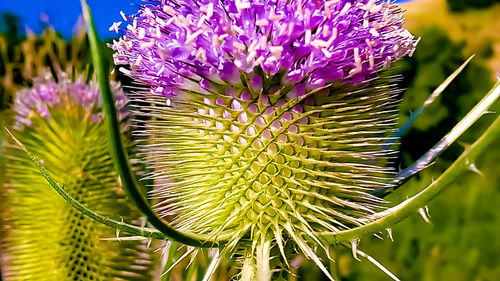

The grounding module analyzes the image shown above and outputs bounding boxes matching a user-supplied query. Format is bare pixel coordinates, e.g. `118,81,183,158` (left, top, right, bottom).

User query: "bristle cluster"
130,76,401,278
113,0,415,278
1,75,155,280
144,81,399,229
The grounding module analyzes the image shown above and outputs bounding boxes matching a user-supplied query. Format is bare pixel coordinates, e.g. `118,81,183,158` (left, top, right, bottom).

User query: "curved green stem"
81,0,229,247
5,128,166,240
391,80,500,187
385,55,474,147
324,93,500,243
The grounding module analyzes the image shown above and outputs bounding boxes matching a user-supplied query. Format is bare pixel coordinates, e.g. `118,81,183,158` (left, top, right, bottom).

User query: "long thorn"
356,249,400,281
391,80,500,187
385,55,475,147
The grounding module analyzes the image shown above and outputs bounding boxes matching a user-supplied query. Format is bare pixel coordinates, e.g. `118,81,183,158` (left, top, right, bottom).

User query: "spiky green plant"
13,1,500,281
108,0,419,278
0,72,157,280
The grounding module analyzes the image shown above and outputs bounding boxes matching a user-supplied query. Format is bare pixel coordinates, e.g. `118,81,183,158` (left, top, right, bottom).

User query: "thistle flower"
0,73,156,280
111,0,417,279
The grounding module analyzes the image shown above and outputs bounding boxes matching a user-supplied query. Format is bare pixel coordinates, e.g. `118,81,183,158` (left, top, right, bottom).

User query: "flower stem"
81,0,228,247
5,128,166,240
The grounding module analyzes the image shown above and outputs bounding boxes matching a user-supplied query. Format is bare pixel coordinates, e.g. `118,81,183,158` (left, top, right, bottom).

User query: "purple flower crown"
13,73,128,129
111,0,417,97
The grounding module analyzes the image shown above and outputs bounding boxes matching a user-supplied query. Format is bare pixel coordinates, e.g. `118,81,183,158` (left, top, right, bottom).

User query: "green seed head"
136,77,399,276
0,73,156,280
112,0,416,277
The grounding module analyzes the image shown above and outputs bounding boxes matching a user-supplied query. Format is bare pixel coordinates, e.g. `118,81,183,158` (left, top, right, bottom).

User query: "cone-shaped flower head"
1,73,156,280
112,0,416,278
13,74,128,129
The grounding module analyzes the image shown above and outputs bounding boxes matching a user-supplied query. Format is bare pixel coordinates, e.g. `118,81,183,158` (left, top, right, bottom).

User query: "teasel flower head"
1,72,157,280
13,73,128,129
112,0,417,279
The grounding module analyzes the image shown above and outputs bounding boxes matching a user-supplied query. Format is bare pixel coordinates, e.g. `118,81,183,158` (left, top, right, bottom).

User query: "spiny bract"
111,0,417,279
0,73,156,281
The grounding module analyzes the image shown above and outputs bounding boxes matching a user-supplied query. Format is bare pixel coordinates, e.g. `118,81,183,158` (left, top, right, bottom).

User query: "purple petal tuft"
111,0,417,97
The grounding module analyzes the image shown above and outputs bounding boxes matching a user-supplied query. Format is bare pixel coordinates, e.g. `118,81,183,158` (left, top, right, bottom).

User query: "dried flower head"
112,0,417,278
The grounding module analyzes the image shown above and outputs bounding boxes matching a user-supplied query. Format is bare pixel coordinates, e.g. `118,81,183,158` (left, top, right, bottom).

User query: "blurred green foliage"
447,0,500,11
0,13,23,111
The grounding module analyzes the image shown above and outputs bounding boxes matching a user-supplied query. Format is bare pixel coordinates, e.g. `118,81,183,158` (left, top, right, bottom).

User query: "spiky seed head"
112,0,416,278
0,73,156,280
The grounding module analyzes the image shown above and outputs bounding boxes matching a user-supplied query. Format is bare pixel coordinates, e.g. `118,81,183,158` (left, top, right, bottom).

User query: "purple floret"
13,74,128,129
111,0,417,97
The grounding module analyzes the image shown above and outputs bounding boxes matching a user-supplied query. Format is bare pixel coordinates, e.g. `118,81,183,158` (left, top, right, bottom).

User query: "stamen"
157,65,165,76
235,0,251,13
297,0,303,15
369,55,375,69
256,19,269,26
156,17,166,27
135,55,143,66
109,21,122,33
144,7,155,18
324,0,337,18
269,46,283,59
246,51,257,64
269,13,284,21
120,10,128,21
186,29,204,44
156,25,161,38
233,41,246,51
206,3,214,18
349,47,363,76
305,29,312,45
138,28,146,39
370,28,380,37
340,3,352,16
322,25,330,38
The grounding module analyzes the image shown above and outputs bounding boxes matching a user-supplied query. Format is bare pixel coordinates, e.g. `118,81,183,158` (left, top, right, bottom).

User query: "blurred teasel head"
111,0,417,279
0,72,157,280
13,74,128,129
